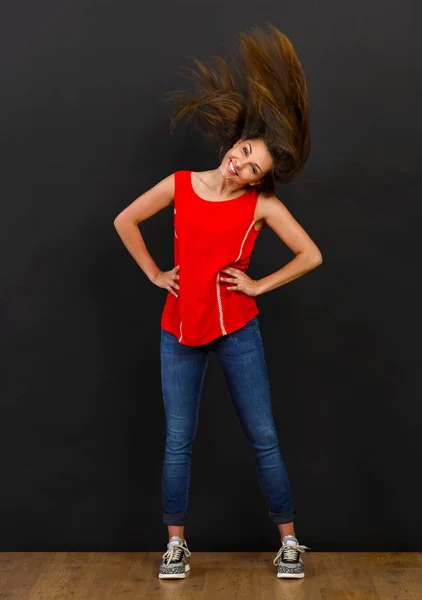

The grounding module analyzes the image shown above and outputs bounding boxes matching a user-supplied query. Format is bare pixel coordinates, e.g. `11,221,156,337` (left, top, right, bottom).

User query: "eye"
243,146,257,175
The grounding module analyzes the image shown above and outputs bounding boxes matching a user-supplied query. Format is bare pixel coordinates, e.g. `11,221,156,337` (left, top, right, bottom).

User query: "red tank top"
160,169,262,346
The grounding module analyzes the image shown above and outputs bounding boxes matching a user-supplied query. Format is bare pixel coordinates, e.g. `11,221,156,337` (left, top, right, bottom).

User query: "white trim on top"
234,220,255,263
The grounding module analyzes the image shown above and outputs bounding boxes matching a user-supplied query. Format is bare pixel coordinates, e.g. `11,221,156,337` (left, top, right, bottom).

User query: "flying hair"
164,23,311,196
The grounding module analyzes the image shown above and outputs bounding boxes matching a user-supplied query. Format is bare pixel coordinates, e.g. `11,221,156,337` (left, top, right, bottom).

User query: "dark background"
1,0,421,551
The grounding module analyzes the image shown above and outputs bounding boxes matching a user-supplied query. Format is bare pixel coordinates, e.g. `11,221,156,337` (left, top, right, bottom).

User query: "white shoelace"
162,543,191,564
273,542,310,566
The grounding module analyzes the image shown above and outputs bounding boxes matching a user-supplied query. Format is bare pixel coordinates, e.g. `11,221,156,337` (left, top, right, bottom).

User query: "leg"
168,525,186,544
160,329,209,534
213,317,296,526
278,522,296,540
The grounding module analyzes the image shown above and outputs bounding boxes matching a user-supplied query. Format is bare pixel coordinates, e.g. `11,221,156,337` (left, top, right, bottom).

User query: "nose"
234,157,247,172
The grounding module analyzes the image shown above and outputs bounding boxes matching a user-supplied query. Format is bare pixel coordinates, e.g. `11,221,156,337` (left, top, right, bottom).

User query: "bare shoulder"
256,191,290,214
255,191,322,258
255,191,293,229
114,172,175,225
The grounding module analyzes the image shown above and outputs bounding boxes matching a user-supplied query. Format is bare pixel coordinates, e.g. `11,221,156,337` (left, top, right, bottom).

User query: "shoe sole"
277,571,304,579
158,563,190,579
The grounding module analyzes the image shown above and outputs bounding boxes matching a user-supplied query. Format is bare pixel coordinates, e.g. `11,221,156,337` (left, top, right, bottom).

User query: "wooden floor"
1,551,421,599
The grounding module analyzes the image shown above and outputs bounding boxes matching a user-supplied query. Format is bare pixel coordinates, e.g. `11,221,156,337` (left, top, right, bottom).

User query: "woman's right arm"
113,173,179,297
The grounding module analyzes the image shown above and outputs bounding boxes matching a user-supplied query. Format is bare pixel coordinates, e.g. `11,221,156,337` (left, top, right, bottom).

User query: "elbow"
114,213,138,230
314,252,323,267
113,213,124,230
310,250,323,268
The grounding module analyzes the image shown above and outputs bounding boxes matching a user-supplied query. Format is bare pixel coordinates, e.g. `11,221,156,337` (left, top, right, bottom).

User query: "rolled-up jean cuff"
163,512,187,525
269,508,296,524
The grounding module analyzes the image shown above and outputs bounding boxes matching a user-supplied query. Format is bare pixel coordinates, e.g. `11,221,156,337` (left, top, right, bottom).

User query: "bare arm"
254,194,322,295
222,193,323,297
114,173,179,295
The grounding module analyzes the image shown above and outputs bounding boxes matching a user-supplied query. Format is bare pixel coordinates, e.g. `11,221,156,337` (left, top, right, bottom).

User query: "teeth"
229,160,237,175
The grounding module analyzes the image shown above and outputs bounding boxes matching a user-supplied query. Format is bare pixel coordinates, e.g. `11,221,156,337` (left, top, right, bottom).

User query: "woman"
114,24,322,580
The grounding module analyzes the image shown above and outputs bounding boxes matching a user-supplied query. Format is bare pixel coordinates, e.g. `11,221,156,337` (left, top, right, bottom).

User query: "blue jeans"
160,315,296,526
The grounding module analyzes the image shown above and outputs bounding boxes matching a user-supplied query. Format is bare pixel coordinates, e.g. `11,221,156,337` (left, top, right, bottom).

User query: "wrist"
254,279,264,296
150,269,162,283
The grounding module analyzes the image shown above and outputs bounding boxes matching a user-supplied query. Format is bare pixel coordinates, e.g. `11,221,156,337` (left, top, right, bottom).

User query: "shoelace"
272,543,310,566
162,543,191,565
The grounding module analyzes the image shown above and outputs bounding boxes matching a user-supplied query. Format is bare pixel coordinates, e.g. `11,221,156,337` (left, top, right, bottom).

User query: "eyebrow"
248,142,263,173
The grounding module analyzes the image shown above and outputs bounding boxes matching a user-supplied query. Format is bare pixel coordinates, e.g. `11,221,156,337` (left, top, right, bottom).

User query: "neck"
209,167,249,196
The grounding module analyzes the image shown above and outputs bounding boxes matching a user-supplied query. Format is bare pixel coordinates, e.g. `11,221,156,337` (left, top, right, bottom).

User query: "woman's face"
220,138,273,186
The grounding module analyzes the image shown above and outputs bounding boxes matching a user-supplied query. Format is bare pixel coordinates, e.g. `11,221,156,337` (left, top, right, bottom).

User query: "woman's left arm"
254,194,323,296
221,194,323,297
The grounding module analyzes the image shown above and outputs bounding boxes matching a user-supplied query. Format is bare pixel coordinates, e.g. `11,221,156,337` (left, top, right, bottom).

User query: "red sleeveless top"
160,170,262,346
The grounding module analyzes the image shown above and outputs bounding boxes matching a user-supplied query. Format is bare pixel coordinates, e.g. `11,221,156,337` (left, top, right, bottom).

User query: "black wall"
1,0,421,551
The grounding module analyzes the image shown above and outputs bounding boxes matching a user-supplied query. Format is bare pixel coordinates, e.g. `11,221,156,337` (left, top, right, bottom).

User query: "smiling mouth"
228,159,238,175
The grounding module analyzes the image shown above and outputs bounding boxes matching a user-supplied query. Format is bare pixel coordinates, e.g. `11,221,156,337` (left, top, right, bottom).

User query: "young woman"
114,24,322,580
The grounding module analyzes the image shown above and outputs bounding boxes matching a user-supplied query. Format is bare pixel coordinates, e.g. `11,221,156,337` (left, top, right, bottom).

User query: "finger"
167,285,178,298
172,282,180,290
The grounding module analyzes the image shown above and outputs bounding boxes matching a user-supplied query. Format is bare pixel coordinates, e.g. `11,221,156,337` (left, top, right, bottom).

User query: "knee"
252,425,280,451
164,427,195,454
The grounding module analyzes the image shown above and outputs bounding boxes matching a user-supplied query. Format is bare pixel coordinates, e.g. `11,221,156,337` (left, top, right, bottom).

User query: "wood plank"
309,552,379,594
27,553,152,599
371,567,422,600
201,552,261,600
0,551,420,600
0,553,54,600
26,553,98,600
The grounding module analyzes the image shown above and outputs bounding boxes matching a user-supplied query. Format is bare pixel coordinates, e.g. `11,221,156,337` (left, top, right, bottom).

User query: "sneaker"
273,535,310,579
158,536,191,579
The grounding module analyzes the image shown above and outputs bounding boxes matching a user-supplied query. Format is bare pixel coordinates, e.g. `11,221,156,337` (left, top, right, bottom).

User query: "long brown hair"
165,23,311,196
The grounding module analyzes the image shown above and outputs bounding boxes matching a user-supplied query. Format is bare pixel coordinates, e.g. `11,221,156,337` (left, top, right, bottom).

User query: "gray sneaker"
273,535,310,578
158,536,191,579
